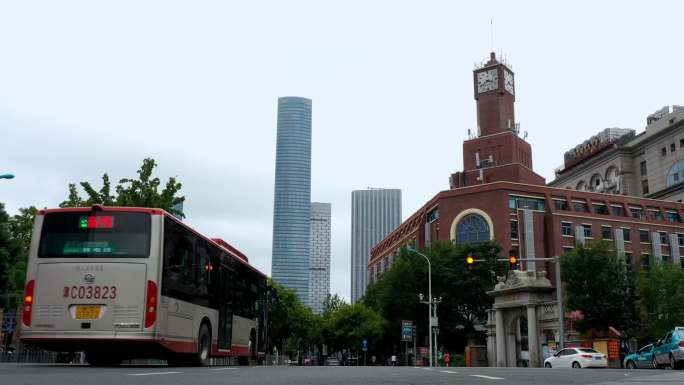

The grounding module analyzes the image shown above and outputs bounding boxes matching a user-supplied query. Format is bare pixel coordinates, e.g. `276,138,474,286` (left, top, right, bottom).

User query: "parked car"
544,347,607,368
652,326,684,369
624,344,656,369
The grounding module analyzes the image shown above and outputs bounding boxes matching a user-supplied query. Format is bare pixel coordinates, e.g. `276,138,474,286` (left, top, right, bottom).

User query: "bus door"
217,260,233,350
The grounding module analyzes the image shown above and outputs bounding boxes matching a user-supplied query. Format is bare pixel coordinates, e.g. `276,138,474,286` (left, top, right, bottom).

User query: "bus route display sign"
401,320,413,342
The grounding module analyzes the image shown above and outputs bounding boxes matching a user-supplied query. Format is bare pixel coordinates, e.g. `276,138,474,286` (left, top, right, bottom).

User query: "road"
1,364,682,385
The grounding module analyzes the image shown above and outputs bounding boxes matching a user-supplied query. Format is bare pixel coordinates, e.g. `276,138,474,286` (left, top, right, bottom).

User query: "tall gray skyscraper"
308,202,331,314
272,96,312,303
351,188,401,303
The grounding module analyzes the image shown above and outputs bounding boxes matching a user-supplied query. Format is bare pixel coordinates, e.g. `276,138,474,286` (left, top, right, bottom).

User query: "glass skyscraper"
308,202,331,314
350,188,401,303
271,96,312,303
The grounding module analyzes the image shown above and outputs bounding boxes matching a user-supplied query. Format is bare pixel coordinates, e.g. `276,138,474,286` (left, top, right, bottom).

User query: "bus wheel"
195,324,211,366
86,351,122,367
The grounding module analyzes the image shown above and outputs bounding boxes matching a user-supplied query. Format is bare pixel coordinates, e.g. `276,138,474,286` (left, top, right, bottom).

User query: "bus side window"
163,217,197,300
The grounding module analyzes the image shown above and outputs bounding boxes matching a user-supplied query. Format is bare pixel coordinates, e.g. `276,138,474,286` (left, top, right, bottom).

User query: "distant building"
350,188,401,303
272,96,312,304
308,202,331,314
549,105,684,202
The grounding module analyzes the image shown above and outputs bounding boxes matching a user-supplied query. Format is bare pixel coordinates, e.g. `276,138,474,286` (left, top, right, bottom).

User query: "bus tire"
194,323,211,366
86,351,122,367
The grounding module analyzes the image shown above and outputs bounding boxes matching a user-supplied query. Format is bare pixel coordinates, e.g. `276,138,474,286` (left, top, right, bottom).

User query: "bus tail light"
145,280,158,328
22,280,35,327
679,341,684,348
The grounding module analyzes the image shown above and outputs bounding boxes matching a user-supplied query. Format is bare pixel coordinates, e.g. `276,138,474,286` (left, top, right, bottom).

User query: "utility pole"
407,248,434,367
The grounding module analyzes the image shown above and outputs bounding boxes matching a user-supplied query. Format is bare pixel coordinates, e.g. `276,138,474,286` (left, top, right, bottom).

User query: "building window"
666,160,684,187
592,203,609,215
640,161,647,176
509,196,545,212
573,200,589,212
630,207,643,219
625,252,633,266
680,138,684,148
611,205,625,216
666,211,682,223
602,226,612,240
662,147,667,156
648,209,663,221
426,208,439,223
622,228,631,242
640,230,650,243
510,220,518,240
554,199,569,211
642,180,649,195
583,224,592,238
563,247,574,256
456,214,491,244
678,234,684,247
562,222,572,236
660,231,668,245
671,143,676,153
641,254,651,271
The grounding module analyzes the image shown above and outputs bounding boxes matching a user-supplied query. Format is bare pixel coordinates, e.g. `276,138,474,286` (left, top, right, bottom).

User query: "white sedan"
544,347,608,368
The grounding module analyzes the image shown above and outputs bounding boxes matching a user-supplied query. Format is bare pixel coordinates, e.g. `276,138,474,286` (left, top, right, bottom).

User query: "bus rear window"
39,211,151,258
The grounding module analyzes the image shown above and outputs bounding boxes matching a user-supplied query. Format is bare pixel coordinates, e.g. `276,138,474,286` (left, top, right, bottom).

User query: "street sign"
361,339,368,352
401,320,413,342
1,314,16,334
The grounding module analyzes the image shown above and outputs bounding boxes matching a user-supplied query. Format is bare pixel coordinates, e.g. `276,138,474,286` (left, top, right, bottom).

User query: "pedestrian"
371,355,376,365
444,351,451,367
391,354,397,366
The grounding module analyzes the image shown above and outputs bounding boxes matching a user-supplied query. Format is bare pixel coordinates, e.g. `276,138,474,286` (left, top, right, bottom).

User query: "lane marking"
128,371,183,376
470,374,504,380
211,367,238,371
440,370,459,374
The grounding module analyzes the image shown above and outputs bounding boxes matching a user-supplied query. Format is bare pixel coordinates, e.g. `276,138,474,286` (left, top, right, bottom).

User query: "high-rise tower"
350,188,401,303
308,202,331,314
272,96,312,303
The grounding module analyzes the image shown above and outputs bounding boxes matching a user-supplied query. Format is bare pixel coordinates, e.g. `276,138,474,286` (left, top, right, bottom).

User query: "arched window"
576,181,587,191
666,160,684,187
456,214,490,244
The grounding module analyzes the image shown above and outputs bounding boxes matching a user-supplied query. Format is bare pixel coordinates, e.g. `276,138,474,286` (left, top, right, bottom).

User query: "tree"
363,241,505,356
6,206,38,305
561,241,639,334
267,281,317,357
636,262,684,340
60,158,185,217
324,303,386,355
323,293,347,315
0,203,22,309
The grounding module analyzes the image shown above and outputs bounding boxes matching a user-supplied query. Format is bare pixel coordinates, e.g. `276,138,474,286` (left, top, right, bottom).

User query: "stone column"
526,305,540,367
495,310,506,367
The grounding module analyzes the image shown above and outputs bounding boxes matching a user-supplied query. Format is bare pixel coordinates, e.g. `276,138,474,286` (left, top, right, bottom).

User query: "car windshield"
578,348,598,353
638,344,652,353
678,331,684,339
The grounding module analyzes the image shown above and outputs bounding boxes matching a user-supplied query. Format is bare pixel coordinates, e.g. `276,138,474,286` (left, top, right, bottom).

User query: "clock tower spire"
474,52,515,137
450,52,545,189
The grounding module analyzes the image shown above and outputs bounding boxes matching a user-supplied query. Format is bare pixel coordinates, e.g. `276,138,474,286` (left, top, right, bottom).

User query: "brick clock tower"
450,52,545,188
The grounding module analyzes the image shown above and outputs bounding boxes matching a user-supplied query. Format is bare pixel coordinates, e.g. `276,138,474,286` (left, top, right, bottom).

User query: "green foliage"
363,241,505,355
267,281,317,355
561,241,639,334
0,203,23,309
636,262,684,340
323,303,386,353
60,158,185,217
323,293,347,315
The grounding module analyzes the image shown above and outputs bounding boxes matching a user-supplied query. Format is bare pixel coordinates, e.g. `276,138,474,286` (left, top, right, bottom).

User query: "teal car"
653,326,684,369
624,343,656,369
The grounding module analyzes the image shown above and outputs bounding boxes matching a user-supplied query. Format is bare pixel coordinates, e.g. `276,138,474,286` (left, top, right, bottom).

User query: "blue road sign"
401,320,413,342
2,315,16,334
362,339,368,351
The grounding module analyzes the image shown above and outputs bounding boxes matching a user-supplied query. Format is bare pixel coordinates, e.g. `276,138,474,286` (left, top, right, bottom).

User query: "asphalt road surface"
1,364,683,385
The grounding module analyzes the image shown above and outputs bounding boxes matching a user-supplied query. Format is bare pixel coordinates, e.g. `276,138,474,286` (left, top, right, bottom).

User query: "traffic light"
466,255,475,265
508,255,518,270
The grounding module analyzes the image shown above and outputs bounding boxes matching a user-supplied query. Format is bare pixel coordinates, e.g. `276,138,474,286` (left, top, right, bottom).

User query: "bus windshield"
38,211,151,258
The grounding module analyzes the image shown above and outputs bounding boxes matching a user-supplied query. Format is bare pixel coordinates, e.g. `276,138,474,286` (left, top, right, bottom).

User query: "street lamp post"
407,247,433,367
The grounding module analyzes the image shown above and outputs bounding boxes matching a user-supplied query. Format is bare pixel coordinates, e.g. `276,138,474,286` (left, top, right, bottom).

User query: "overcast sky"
2,1,683,301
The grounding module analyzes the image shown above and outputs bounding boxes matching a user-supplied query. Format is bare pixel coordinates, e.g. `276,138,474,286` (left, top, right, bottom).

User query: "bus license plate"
75,305,101,319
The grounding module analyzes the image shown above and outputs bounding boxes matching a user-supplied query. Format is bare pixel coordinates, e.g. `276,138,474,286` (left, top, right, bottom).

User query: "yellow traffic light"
509,256,518,264
466,256,475,265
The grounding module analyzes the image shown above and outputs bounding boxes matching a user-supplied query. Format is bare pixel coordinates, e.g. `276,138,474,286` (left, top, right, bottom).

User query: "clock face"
504,70,514,95
477,69,498,93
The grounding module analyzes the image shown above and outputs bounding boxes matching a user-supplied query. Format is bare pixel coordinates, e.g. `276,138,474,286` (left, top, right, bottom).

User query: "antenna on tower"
490,19,494,52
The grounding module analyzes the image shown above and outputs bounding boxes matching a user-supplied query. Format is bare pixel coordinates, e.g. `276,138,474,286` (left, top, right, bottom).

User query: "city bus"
19,205,267,366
